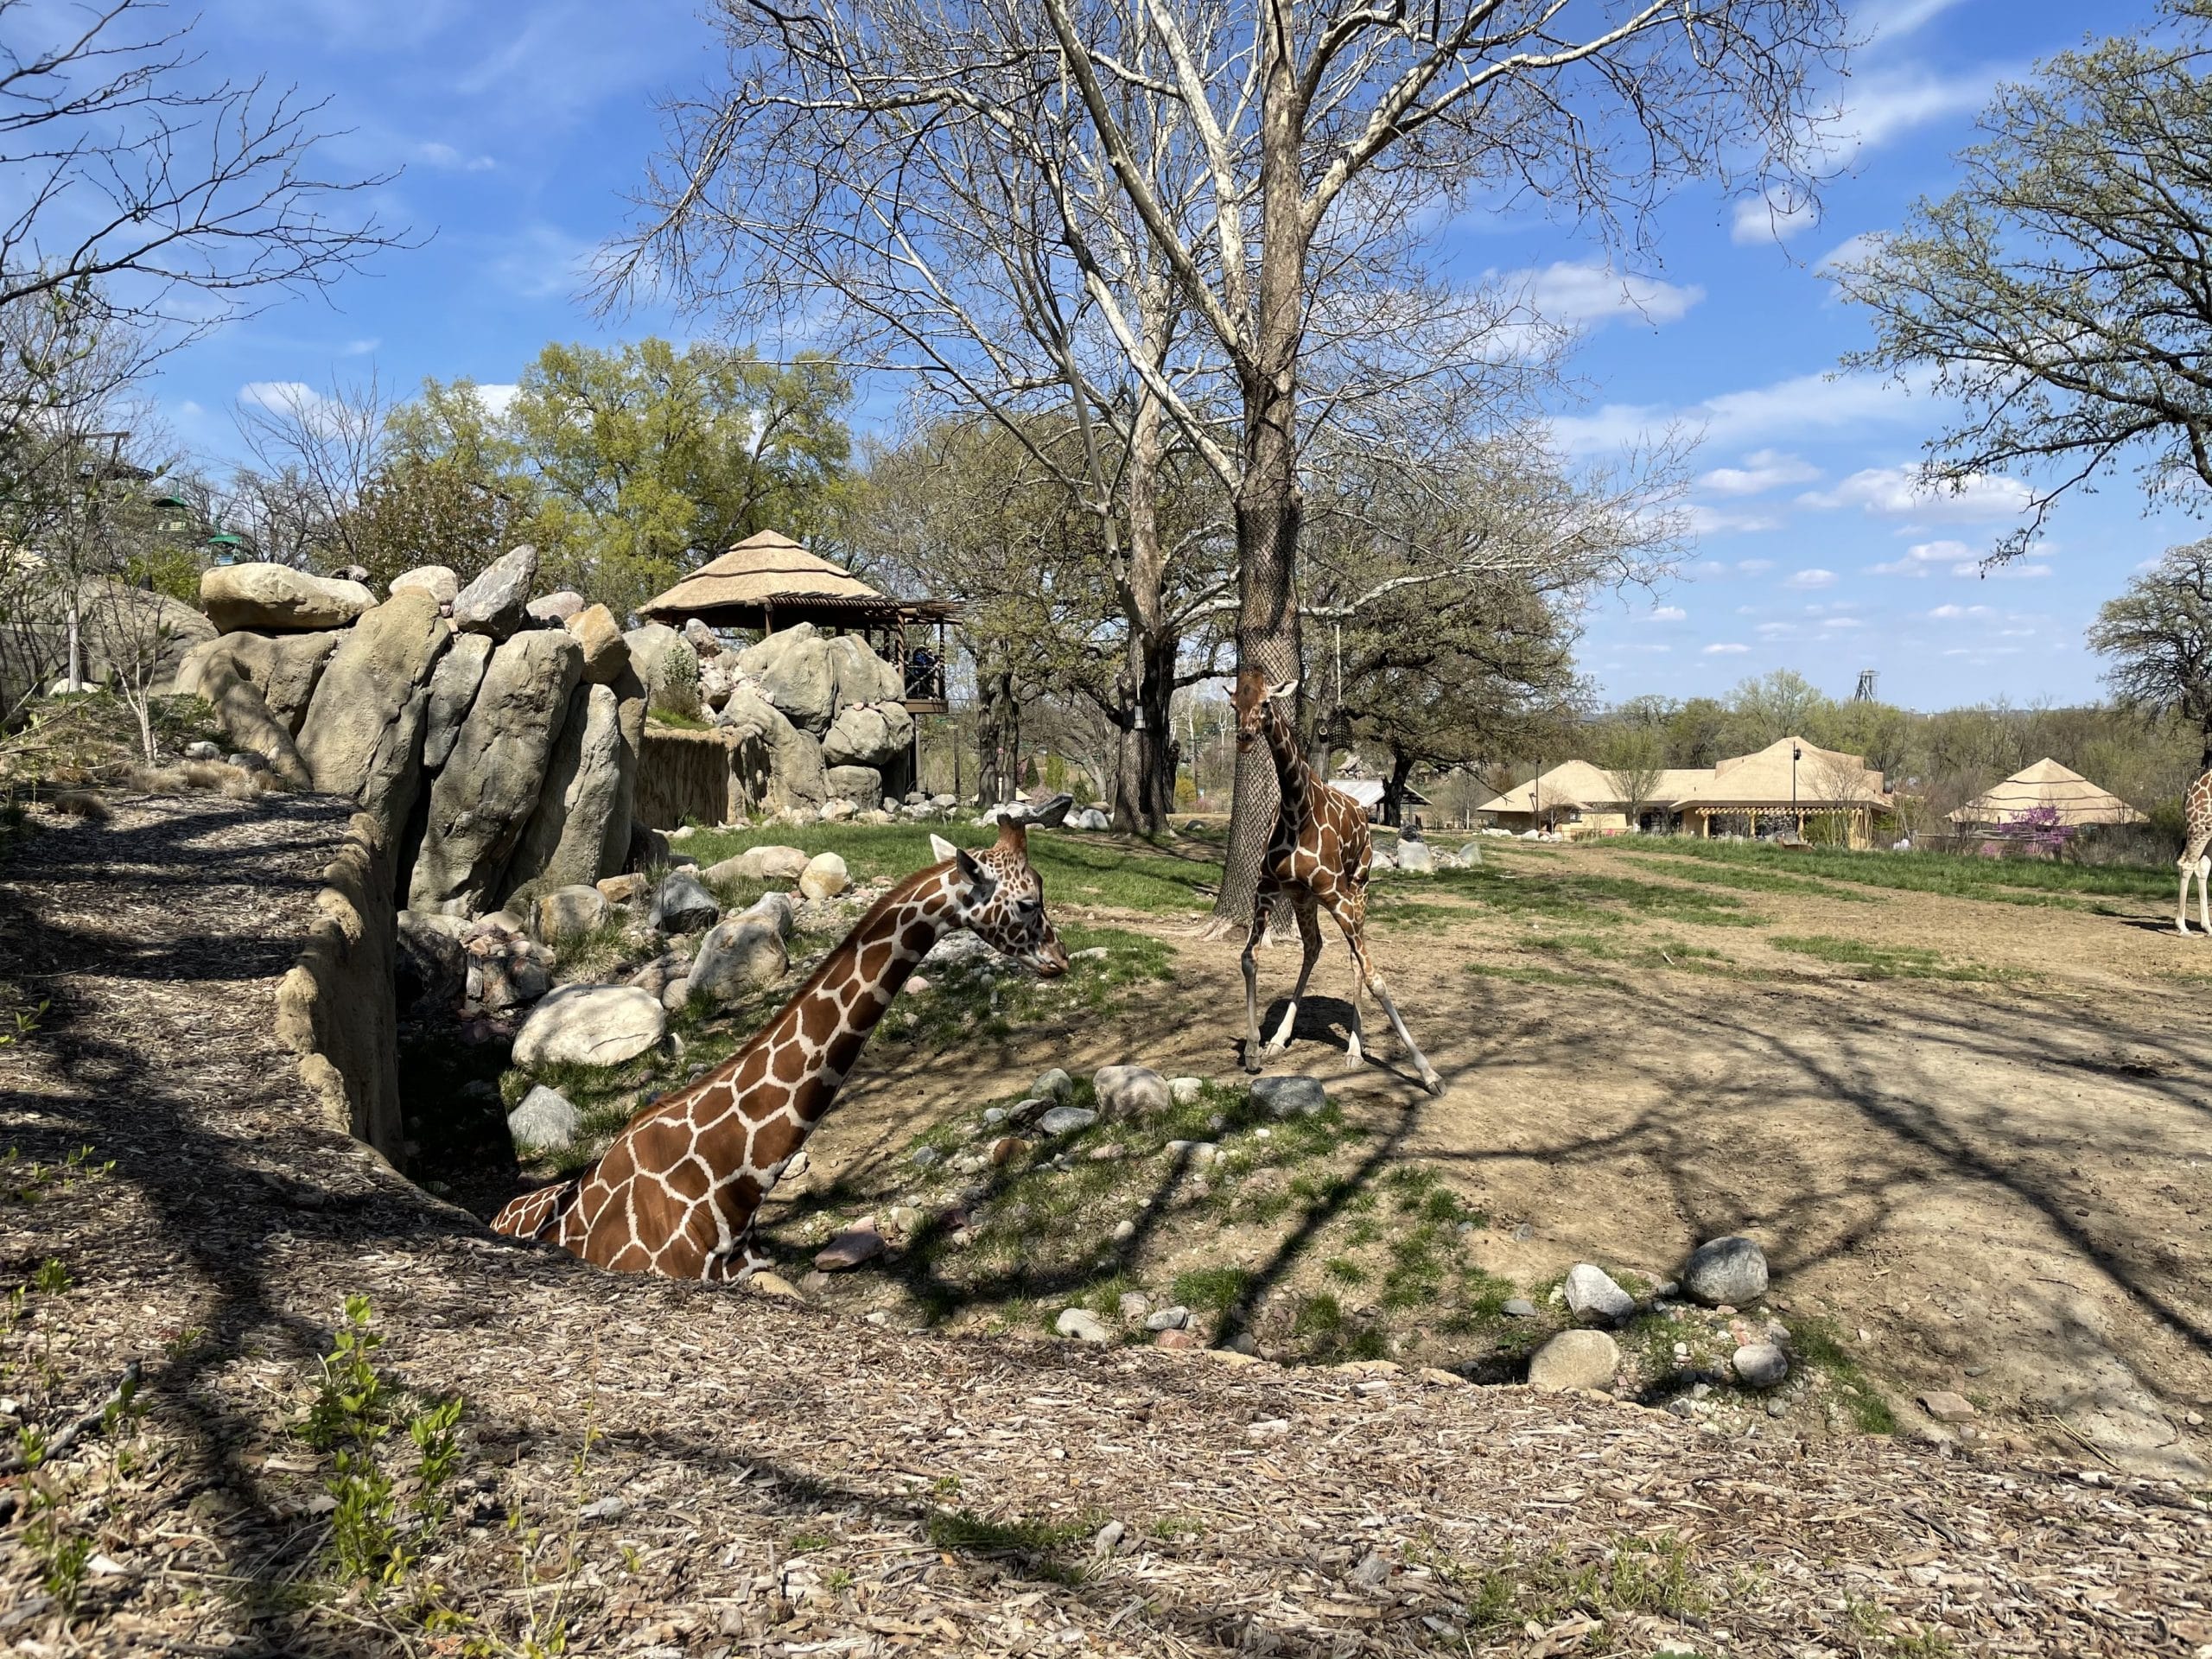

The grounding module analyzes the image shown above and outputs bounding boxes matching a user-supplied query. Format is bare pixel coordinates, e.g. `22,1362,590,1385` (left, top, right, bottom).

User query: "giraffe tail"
490,1179,579,1244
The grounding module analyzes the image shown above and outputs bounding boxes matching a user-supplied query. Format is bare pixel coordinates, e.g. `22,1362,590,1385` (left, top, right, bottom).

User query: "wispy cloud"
1798,464,2031,522
1517,260,1703,332
1697,448,1821,497
1648,605,1687,622
1730,197,1821,245
1703,642,1750,655
416,140,497,173
1786,569,1838,589
477,383,520,416
1869,537,1971,576
1928,603,1992,618
1551,368,1930,457
1685,505,1786,537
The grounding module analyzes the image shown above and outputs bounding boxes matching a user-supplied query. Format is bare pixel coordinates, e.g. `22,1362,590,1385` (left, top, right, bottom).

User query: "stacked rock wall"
690,620,914,816
181,553,647,919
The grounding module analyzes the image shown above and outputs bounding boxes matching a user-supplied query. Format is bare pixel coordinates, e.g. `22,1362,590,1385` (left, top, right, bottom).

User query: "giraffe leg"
1241,898,1271,1073
1343,948,1366,1066
1263,894,1324,1058
1343,927,1443,1095
2181,839,2210,934
2199,855,2209,935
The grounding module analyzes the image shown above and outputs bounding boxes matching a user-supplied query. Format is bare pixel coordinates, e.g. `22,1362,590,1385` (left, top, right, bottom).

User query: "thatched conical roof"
1947,758,2145,827
1673,736,1887,809
638,531,955,626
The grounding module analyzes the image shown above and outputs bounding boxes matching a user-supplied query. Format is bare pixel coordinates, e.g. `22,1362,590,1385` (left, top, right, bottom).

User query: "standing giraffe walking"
2178,767,2212,934
492,806,1070,1281
1230,671,1443,1095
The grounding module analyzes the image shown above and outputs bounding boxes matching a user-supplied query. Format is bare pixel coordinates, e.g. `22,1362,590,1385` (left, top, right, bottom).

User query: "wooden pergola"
639,531,958,715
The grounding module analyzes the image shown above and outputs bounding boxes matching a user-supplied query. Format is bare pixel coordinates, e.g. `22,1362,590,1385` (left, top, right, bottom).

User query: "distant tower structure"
1853,668,1879,702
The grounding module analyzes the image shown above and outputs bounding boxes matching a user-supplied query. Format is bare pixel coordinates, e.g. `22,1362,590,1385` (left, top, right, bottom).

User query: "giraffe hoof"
1421,1073,1446,1097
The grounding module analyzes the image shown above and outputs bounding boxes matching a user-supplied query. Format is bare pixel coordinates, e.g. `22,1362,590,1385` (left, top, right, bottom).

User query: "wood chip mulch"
0,793,2205,1657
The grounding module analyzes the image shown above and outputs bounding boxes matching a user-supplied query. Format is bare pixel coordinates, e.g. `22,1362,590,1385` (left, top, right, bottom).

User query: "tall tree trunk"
1109,270,1179,840
1382,748,1416,829
1211,27,1307,931
975,660,1020,806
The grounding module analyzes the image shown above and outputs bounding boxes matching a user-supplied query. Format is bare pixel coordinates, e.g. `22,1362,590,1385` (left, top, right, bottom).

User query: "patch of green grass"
1426,1529,1711,1636
1770,934,2010,982
1173,1265,1251,1313
925,1508,1090,1554
1614,846,1875,902
880,922,1176,1050
1622,836,2166,905
680,821,1224,914
544,917,651,986
1425,863,1767,929
1292,1292,1344,1336
786,1530,835,1553
1791,1317,1897,1434
645,709,714,731
1465,962,1592,988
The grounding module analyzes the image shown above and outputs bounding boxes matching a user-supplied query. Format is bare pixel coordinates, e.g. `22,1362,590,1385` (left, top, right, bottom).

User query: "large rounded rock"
736,622,837,734
512,984,665,1070
798,852,849,900
296,590,452,830
508,1084,583,1154
822,702,914,771
650,869,721,934
410,628,584,914
1250,1075,1327,1118
706,844,810,883
741,890,798,940
1564,1263,1636,1324
450,545,538,639
535,884,611,944
528,590,586,623
1395,840,1434,874
1732,1343,1789,1389
689,915,788,1005
1683,1236,1769,1306
715,685,828,812
625,622,700,718
1094,1065,1171,1120
200,563,375,632
1527,1330,1619,1392
566,604,631,685
823,765,883,811
172,641,311,786
390,565,459,607
825,632,903,708
183,630,340,734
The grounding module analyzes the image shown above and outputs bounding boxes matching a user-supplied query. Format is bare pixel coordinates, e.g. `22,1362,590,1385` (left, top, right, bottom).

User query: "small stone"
798,851,849,900
988,1135,1030,1166
1153,1328,1198,1350
183,740,221,760
1033,1068,1074,1101
1245,1418,1291,1442
596,873,646,906
1527,1330,1619,1391
1094,1064,1171,1119
534,884,611,944
1111,1218,1135,1242
1117,1292,1151,1319
507,1085,582,1154
1767,1397,1789,1418
1563,1263,1635,1323
650,870,721,934
1250,1075,1327,1117
578,1496,626,1522
747,1272,803,1300
784,1150,809,1181
1501,1298,1540,1319
1036,1105,1097,1135
1167,1076,1204,1105
814,1221,884,1271
658,976,690,1013
1055,1307,1110,1343
1918,1389,1977,1423
1093,1520,1125,1554
1144,1306,1189,1332
1351,1549,1390,1591
1683,1236,1769,1307
1732,1343,1789,1389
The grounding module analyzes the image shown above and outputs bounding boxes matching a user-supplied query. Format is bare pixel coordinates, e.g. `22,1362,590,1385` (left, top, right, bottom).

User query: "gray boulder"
689,915,788,1005
1732,1343,1789,1389
1395,839,1434,874
742,890,798,940
1683,1236,1769,1307
410,628,584,914
823,765,883,811
508,1084,584,1154
172,642,311,786
624,622,700,719
825,632,903,709
1071,806,1111,831
650,869,721,934
682,617,722,658
450,545,538,639
390,565,459,607
736,622,837,734
1037,1105,1098,1135
1564,1263,1635,1323
1458,842,1484,867
181,629,340,735
420,632,493,772
1033,1067,1073,1102
503,682,628,899
1527,1330,1619,1392
527,590,586,623
1094,1065,1170,1120
1054,1307,1110,1344
200,563,374,632
1251,1075,1327,1118
798,851,849,900
716,684,828,812
296,591,451,830
822,702,914,771
534,884,611,944
565,603,630,685
512,984,666,1070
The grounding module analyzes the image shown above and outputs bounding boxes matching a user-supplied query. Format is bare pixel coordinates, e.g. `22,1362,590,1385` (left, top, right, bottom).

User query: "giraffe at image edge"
1230,668,1444,1095
490,809,1070,1281
2178,766,2212,935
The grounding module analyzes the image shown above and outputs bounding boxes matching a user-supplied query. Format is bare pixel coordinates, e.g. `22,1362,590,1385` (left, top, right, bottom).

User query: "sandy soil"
777,839,2212,1479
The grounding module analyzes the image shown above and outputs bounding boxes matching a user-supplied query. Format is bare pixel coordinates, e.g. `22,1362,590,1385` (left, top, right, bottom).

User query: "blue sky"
145,0,2195,713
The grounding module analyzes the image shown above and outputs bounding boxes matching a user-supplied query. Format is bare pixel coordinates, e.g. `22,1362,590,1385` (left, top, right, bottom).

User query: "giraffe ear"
954,846,995,899
1268,677,1300,702
928,833,958,865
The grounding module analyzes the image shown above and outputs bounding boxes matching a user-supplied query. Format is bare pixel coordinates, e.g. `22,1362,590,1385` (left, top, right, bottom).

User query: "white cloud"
1703,643,1750,655
1756,622,1798,638
1684,505,1784,537
477,383,520,416
1825,65,2003,156
1649,605,1687,622
1550,368,1930,457
1861,0,1971,41
1821,616,1864,629
1519,260,1703,331
1697,449,1820,497
1928,603,1992,619
1736,558,1775,575
1815,232,1884,276
177,399,204,418
1977,561,2052,580
1869,537,1971,576
1797,464,2032,522
416,141,497,173
1731,197,1820,245
1786,569,1838,589
238,379,321,414
340,337,380,357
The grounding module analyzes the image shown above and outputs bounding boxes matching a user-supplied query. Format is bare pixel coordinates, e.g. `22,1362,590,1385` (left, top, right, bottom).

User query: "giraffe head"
928,804,1070,976
1232,669,1299,753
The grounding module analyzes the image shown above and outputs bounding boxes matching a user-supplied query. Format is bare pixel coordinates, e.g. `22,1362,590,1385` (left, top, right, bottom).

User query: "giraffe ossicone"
1229,668,1444,1096
490,802,1072,1281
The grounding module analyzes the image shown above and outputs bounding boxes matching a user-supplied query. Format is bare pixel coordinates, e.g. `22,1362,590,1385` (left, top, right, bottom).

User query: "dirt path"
1,798,2207,1656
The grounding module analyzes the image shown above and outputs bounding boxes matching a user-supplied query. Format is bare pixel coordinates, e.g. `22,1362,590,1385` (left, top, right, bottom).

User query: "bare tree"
612,0,1848,922
222,373,388,570
1,0,404,343
2088,538,2212,768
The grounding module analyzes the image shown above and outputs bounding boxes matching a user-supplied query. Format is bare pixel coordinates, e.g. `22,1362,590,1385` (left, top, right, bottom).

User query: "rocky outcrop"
502,681,628,902
567,604,630,684
720,685,828,813
296,591,452,840
174,644,312,787
410,628,582,914
825,632,904,706
390,565,460,607
450,545,537,639
421,632,493,772
201,563,376,632
736,622,838,734
189,629,342,734
823,702,913,771
625,623,699,718
823,765,882,810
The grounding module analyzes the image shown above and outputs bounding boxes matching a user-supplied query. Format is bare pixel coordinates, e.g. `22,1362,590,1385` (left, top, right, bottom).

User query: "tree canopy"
2088,538,2212,767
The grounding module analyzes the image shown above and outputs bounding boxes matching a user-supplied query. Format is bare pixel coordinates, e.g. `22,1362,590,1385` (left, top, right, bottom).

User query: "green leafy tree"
353,380,534,592
1835,2,2212,556
2088,538,2212,767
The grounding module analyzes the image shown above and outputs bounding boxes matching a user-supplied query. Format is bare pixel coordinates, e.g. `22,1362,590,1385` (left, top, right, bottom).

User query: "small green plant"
1171,1265,1251,1313
788,1529,835,1553
32,1257,71,1296
22,1485,91,1613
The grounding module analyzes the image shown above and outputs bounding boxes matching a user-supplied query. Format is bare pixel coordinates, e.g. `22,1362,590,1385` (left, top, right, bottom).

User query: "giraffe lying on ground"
1230,670,1443,1096
491,804,1070,1281
2178,766,2212,935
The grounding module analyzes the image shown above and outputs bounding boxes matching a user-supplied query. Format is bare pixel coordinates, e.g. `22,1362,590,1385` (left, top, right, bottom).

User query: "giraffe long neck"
1263,698,1315,823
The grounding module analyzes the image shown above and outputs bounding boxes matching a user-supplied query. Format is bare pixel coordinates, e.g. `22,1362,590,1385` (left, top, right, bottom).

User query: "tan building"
1477,760,1715,836
1947,758,2145,830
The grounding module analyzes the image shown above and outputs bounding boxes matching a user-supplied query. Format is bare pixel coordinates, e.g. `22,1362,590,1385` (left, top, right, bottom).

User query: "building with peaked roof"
1476,760,1715,835
1947,758,2146,830
638,530,957,711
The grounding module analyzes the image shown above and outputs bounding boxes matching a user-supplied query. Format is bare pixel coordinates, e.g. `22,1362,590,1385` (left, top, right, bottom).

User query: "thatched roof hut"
638,531,956,632
1947,758,2145,828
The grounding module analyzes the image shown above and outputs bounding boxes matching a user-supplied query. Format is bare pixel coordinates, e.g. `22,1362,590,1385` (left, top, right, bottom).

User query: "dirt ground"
764,838,2212,1481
